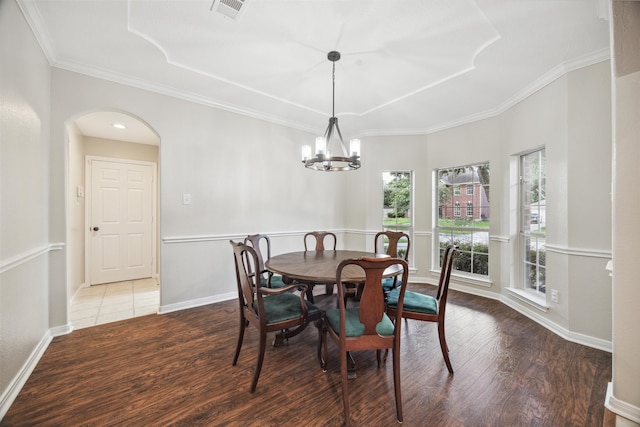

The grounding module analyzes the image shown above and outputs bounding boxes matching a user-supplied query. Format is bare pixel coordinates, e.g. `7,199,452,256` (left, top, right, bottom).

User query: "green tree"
384,172,411,217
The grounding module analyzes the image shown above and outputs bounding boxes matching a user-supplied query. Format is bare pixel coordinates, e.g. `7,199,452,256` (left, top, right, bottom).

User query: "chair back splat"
374,230,411,297
304,231,337,251
386,245,458,374
374,230,410,260
230,240,321,392
321,256,409,426
243,233,287,288
302,231,338,300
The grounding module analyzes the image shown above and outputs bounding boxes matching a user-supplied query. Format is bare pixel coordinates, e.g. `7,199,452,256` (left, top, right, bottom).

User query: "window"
520,149,546,293
382,171,413,262
437,163,490,276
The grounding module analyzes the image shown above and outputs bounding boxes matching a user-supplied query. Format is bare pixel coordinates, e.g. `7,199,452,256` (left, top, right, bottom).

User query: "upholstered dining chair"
230,240,322,392
303,231,338,300
377,230,411,295
244,233,286,288
386,245,458,374
321,256,409,426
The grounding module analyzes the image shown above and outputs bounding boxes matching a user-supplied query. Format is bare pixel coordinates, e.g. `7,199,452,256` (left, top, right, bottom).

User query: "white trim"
490,234,510,243
50,323,73,337
0,243,65,275
606,382,640,424
17,0,609,139
0,331,53,420
447,284,612,352
506,287,549,312
158,292,235,314
545,244,611,259
162,229,338,244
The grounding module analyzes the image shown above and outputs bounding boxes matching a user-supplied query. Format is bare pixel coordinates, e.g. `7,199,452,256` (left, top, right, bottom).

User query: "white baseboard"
606,382,640,425
158,291,235,314
409,277,612,353
0,331,53,420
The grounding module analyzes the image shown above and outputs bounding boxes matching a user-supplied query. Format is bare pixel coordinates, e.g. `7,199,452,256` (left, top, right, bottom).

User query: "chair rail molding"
0,243,65,275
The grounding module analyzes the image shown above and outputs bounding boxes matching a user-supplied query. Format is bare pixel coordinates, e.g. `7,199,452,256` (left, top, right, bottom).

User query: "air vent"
210,0,248,20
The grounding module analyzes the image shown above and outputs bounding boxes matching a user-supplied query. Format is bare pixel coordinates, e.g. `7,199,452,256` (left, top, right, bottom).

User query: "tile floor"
70,278,159,330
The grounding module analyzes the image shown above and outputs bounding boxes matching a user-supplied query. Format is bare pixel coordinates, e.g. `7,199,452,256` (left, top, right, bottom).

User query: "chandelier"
301,51,361,171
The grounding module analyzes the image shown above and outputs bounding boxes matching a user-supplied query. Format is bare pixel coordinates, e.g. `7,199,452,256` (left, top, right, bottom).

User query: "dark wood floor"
3,284,611,427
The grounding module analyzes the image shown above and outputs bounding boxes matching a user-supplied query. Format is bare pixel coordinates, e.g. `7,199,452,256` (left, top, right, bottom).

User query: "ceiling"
19,0,611,144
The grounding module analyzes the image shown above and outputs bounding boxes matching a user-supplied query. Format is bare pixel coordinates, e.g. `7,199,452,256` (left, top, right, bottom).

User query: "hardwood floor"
3,285,611,426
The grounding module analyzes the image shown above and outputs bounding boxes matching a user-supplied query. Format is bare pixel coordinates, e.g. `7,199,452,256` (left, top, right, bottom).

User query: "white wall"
0,0,624,419
0,0,54,417
49,69,352,311
610,1,640,423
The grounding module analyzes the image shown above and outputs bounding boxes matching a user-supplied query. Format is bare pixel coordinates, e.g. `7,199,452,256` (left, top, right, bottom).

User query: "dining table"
265,249,400,288
266,249,402,378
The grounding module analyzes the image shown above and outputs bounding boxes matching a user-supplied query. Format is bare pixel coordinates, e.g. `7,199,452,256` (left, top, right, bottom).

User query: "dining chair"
244,233,286,288
386,245,458,374
321,256,409,426
230,240,322,392
303,231,338,301
303,230,337,251
344,230,411,305
375,230,410,291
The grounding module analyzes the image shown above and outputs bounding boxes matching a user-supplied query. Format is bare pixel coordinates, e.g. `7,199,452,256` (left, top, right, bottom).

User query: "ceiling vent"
210,0,248,21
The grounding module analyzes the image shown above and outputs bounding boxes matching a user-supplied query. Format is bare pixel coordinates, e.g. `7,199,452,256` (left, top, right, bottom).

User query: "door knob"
93,226,99,231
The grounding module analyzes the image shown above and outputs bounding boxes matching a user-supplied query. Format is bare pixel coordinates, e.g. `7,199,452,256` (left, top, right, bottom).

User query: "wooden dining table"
265,250,400,287
266,250,402,378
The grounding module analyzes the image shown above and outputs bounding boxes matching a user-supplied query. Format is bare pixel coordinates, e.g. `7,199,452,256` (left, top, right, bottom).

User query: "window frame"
519,148,546,295
435,162,490,278
382,170,414,266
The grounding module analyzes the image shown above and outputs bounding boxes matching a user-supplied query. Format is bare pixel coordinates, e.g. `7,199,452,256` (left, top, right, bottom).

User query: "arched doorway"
66,110,160,329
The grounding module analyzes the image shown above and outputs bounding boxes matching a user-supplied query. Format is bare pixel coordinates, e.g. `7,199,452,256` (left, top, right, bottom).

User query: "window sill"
430,270,492,288
506,288,549,312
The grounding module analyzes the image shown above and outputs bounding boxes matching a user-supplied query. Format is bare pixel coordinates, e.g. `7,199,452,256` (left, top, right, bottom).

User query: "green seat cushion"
381,277,402,292
260,274,286,289
387,288,437,315
325,308,395,337
254,292,320,324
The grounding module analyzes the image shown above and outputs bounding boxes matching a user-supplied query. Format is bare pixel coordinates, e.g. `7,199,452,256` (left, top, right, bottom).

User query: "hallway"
70,278,159,329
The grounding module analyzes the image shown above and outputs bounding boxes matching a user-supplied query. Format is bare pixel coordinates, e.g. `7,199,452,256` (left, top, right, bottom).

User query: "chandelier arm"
333,119,349,157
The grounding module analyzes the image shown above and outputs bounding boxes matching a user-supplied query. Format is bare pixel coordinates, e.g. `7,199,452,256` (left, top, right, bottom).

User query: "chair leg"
318,319,327,371
438,321,454,374
232,315,246,366
392,344,403,423
250,329,268,392
340,349,351,426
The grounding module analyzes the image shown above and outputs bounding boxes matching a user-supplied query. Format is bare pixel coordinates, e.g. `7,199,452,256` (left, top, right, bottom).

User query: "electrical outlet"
182,193,192,205
551,289,559,303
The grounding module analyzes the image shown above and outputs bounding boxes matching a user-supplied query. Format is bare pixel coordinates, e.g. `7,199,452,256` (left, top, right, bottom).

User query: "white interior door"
88,158,154,285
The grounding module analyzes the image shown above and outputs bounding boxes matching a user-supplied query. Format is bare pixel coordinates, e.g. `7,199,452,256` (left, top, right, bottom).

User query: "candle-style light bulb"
350,138,361,157
315,136,326,155
301,145,311,162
